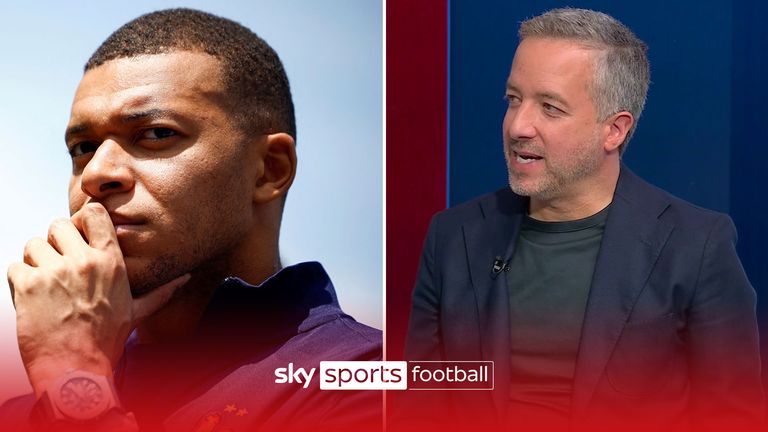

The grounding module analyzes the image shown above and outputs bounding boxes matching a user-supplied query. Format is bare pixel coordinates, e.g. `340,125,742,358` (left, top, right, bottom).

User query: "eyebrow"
64,124,89,143
121,108,174,123
505,84,571,110
64,108,176,143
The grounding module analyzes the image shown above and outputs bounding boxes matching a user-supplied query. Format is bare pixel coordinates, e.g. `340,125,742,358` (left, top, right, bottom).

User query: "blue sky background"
0,0,382,401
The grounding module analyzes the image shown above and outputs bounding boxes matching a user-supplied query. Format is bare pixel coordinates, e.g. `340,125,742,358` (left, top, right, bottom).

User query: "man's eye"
542,103,562,114
504,94,521,106
69,141,98,158
140,128,177,140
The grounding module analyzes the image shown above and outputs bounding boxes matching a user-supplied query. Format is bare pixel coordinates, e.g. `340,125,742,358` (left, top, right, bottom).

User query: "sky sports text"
273,361,493,390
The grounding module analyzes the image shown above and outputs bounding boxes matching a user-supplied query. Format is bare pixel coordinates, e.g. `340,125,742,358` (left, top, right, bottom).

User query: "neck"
528,160,620,221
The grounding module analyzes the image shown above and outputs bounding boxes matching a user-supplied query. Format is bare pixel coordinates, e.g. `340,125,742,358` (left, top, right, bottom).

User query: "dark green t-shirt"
506,205,609,429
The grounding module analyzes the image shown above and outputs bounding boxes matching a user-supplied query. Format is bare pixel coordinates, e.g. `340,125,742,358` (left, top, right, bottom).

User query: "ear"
253,133,297,204
603,111,634,152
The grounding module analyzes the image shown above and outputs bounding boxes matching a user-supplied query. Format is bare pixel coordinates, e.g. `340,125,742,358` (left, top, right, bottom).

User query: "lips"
512,150,544,165
109,213,145,228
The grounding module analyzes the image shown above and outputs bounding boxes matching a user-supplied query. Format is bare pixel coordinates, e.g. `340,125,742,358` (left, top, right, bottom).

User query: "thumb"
132,273,191,324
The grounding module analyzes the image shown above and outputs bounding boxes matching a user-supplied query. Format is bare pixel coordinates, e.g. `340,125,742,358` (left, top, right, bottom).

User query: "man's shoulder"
431,188,524,228
616,166,732,231
242,261,383,360
292,312,382,361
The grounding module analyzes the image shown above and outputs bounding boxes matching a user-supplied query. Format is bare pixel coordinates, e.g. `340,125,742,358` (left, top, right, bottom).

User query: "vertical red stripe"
386,0,448,361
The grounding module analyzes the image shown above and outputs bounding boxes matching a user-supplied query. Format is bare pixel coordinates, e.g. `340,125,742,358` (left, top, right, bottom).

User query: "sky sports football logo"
274,361,494,390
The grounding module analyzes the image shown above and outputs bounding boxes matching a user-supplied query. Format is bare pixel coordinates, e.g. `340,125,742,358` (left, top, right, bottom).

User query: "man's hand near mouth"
7,202,189,399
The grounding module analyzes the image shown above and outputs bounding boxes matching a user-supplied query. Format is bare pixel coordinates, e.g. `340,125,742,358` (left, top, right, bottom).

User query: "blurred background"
0,0,382,403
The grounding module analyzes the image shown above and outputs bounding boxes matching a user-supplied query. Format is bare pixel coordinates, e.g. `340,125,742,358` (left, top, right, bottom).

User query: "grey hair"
519,8,650,154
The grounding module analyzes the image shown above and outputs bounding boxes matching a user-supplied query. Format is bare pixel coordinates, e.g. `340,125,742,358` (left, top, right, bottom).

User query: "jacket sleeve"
392,215,456,432
686,214,766,430
403,214,444,361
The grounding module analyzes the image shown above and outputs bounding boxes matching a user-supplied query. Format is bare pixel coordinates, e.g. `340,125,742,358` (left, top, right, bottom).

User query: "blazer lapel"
571,167,674,417
461,189,526,417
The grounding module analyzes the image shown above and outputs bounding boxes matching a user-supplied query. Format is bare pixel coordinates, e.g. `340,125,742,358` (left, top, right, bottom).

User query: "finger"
47,216,89,256
132,273,191,324
74,203,119,252
23,237,61,267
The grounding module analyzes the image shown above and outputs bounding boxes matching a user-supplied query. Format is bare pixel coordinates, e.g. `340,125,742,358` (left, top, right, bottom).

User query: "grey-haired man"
403,8,765,432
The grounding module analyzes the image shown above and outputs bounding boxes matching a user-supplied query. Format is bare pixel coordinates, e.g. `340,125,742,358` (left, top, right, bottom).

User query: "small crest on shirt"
192,403,248,431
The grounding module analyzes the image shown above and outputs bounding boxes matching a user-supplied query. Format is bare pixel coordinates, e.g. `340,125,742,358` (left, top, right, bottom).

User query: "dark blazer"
403,165,764,431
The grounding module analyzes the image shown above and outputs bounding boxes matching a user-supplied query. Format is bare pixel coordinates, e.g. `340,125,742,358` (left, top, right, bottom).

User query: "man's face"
503,37,607,200
66,51,258,294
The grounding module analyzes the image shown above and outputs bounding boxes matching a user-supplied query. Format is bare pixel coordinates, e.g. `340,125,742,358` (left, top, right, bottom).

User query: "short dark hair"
86,8,296,140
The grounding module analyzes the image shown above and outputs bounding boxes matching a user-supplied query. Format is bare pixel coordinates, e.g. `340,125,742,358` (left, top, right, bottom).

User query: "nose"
504,102,537,142
80,139,135,200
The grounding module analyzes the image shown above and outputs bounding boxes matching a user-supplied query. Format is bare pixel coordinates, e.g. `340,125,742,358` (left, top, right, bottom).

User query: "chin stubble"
504,137,602,200
129,253,183,297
